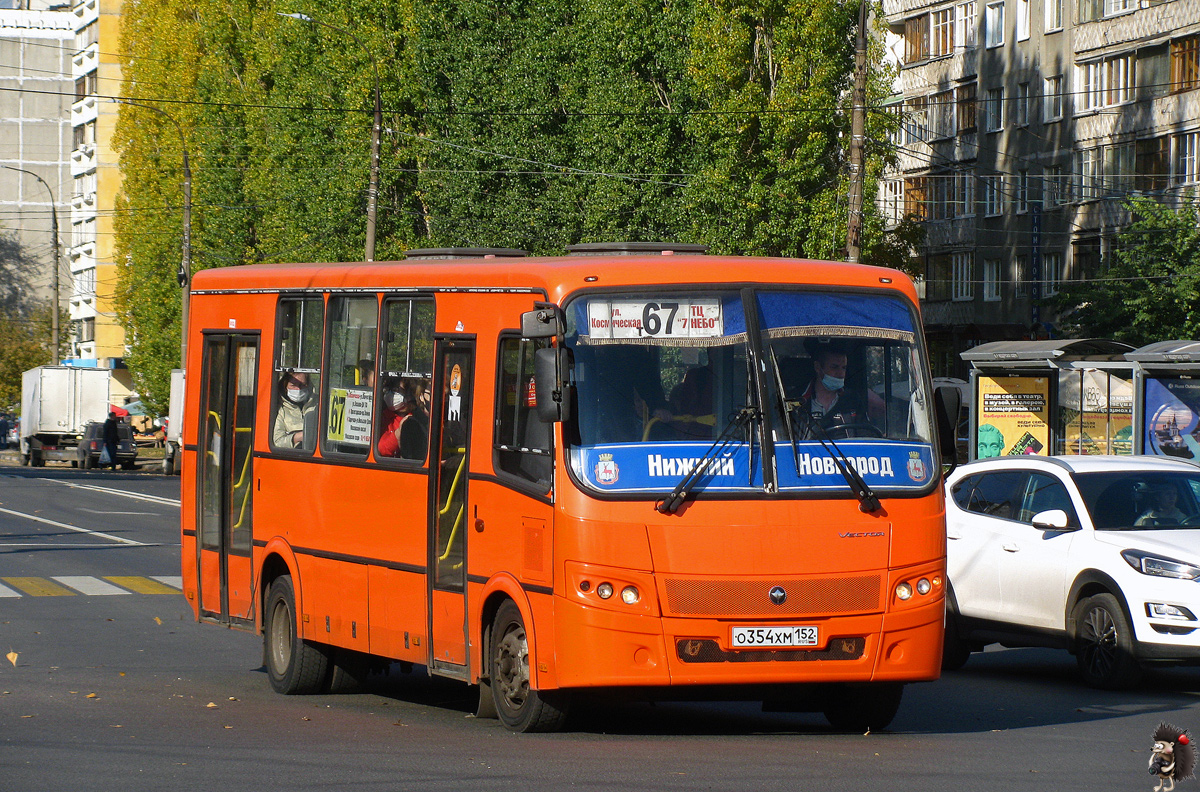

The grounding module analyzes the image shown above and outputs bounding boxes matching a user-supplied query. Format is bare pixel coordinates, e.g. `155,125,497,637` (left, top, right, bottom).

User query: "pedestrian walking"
0,414,8,451
102,411,119,470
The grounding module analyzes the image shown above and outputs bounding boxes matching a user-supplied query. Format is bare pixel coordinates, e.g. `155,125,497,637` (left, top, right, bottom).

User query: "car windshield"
1074,470,1200,530
563,288,936,496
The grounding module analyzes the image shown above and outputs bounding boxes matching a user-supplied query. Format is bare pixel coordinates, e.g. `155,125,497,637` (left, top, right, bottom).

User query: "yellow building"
66,0,131,399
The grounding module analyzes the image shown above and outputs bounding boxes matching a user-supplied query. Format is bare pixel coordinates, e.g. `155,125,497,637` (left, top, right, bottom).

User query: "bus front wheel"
489,600,569,732
822,682,904,732
264,575,330,695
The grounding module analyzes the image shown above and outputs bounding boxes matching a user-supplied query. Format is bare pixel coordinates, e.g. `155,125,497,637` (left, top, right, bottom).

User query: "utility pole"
846,0,869,263
4,165,61,362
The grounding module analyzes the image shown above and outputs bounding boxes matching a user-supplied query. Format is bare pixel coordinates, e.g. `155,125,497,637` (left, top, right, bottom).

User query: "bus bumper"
550,594,944,689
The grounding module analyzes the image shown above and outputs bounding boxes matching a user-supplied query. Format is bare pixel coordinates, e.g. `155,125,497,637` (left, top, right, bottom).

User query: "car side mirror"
521,304,564,339
1031,509,1073,530
533,346,573,423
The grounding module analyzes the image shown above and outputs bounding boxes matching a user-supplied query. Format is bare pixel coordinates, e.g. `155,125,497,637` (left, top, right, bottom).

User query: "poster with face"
976,375,1050,459
1144,376,1200,460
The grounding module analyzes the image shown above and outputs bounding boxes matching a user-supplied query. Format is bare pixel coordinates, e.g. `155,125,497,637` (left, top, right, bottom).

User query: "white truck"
162,369,184,475
20,366,112,467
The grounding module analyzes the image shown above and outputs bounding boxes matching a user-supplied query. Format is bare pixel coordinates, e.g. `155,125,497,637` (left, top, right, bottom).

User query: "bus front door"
428,338,474,679
196,333,259,628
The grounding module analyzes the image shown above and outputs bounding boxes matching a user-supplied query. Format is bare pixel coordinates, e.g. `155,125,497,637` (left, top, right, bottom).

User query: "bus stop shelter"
961,339,1135,461
1127,340,1200,459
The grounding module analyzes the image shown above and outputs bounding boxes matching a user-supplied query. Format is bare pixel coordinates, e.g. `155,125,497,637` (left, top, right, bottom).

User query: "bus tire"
489,600,569,732
822,682,904,732
264,575,330,695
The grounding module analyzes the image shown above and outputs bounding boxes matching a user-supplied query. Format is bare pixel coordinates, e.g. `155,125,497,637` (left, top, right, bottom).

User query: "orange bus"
180,243,957,732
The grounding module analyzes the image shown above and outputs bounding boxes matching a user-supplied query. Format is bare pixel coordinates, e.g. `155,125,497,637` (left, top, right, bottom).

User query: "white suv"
944,454,1200,689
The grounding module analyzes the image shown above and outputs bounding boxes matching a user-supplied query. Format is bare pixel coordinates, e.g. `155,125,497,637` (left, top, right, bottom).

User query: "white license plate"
731,625,819,649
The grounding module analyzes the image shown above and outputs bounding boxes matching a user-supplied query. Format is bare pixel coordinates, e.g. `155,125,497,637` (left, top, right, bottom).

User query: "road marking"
152,575,183,589
0,580,20,597
0,506,144,546
33,478,181,507
54,576,131,595
2,577,75,596
77,509,160,516
105,575,180,595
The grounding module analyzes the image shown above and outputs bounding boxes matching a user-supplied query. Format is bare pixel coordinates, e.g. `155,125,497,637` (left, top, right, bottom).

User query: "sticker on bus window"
327,387,373,445
587,299,722,340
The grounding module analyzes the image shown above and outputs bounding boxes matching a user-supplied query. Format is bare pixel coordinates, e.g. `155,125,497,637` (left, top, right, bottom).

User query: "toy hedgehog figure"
1150,722,1195,792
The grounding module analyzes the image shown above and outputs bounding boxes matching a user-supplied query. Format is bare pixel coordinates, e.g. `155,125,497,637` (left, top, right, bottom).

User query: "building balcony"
71,0,98,28
71,96,97,126
71,43,97,79
899,49,978,92
70,145,96,176
1074,90,1200,144
1075,2,1200,55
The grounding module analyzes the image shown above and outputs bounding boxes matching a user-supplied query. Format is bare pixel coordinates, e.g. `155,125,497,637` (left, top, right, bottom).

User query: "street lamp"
278,11,381,262
115,99,192,369
3,165,62,363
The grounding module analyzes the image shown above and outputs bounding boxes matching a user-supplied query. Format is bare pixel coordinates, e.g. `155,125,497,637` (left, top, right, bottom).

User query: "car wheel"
1073,593,1142,690
489,599,569,732
823,683,904,732
264,575,330,695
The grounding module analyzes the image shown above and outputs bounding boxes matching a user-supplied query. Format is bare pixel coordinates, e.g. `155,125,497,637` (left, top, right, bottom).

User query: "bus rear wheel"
822,682,904,732
489,600,569,732
264,575,330,695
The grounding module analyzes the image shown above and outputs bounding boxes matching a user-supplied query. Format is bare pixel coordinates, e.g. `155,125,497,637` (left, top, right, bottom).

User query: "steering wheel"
822,421,883,439
1180,514,1200,527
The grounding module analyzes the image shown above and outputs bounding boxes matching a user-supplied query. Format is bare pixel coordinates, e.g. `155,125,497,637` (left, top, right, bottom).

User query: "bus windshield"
565,289,936,496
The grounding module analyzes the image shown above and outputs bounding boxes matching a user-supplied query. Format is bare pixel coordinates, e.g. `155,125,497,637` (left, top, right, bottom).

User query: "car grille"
675,636,866,664
662,575,881,617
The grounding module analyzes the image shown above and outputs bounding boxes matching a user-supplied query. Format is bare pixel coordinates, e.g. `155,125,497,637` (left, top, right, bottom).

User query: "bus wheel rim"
495,626,529,710
271,599,293,673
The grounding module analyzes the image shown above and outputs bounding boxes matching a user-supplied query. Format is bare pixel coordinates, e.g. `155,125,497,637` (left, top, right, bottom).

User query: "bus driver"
797,342,884,437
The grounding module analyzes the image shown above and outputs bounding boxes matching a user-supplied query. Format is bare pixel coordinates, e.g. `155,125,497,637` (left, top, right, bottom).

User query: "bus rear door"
196,332,259,627
428,337,474,679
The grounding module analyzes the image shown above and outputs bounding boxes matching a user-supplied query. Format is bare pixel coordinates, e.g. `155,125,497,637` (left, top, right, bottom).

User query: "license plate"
731,625,819,649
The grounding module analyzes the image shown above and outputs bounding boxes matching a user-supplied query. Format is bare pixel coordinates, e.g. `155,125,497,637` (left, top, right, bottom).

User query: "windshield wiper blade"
801,412,881,512
656,407,757,515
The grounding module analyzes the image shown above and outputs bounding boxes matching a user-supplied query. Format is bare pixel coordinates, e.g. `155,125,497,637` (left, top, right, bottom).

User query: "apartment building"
66,0,129,396
880,0,1200,378
0,3,72,312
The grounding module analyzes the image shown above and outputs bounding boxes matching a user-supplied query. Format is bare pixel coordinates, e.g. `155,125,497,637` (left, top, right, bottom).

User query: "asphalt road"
2,466,1199,791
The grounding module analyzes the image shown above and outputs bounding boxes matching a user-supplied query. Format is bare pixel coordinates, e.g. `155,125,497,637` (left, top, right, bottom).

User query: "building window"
953,252,974,301
880,179,905,225
1079,55,1134,111
1176,132,1200,185
983,259,1002,301
1014,256,1028,297
905,97,929,144
956,82,977,132
1045,0,1063,31
930,172,952,220
1015,170,1029,212
1105,142,1135,192
1078,62,1100,111
1137,137,1169,192
73,71,97,102
932,8,955,56
1172,36,1200,92
905,15,930,63
985,87,1004,131
1016,0,1030,41
1045,164,1068,206
1076,148,1101,200
984,1,1004,48
957,167,977,216
932,90,955,138
1077,0,1101,23
79,317,96,343
1044,75,1063,121
1016,82,1029,126
74,20,98,53
956,1,977,48
984,175,1003,215
1103,0,1134,15
1043,252,1061,297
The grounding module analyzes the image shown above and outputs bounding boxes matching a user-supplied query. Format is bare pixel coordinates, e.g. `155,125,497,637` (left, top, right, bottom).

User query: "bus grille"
662,575,881,617
676,637,866,664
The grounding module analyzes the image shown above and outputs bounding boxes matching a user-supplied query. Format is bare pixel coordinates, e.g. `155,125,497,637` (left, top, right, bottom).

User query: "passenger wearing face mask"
273,371,317,450
377,377,429,461
797,344,884,439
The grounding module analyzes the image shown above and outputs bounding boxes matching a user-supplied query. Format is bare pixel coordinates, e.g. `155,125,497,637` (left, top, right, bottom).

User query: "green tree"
0,303,65,411
1051,196,1200,346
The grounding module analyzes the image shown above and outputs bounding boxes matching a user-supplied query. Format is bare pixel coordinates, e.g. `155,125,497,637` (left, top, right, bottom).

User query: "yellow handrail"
642,413,717,442
437,450,469,565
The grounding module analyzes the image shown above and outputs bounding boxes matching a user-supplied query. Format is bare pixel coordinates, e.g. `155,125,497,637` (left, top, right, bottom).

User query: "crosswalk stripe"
53,576,131,596
0,581,21,597
3,577,75,596
152,575,183,589
104,576,181,595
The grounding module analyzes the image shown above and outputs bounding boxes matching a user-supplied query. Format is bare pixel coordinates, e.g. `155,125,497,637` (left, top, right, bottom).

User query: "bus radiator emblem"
769,586,787,605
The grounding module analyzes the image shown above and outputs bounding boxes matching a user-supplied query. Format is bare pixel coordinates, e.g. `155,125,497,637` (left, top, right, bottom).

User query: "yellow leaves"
6,650,15,667
86,693,98,699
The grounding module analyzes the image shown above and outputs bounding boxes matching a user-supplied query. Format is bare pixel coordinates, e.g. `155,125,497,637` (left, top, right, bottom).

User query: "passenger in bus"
797,342,885,438
273,371,317,450
357,359,376,389
661,357,716,439
377,377,429,461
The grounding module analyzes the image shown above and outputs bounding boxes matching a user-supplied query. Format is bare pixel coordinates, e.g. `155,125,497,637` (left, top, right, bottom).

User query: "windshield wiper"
656,407,758,515
767,349,880,513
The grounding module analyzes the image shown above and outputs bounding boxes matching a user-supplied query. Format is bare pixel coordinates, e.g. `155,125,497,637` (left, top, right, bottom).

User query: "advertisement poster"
976,376,1050,459
1060,370,1133,455
1144,376,1200,460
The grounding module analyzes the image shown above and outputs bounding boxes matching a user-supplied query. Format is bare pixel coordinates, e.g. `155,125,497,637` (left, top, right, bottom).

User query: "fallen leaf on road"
6,651,16,667
154,617,162,625
86,693,97,699
206,702,218,709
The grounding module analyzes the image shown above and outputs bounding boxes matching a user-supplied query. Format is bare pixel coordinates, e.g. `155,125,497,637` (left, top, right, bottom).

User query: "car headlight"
1121,549,1200,580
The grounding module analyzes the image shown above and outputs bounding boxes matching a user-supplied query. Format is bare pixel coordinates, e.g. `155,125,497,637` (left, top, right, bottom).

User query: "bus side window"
271,296,324,453
324,295,378,458
494,335,552,489
375,297,435,465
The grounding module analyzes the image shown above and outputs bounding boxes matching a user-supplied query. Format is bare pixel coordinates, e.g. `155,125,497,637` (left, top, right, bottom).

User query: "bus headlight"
916,578,932,595
596,582,614,599
621,586,640,604
895,582,913,600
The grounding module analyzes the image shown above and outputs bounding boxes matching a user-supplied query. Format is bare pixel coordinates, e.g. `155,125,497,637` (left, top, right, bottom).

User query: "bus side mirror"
521,305,564,339
534,346,573,423
934,385,961,472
